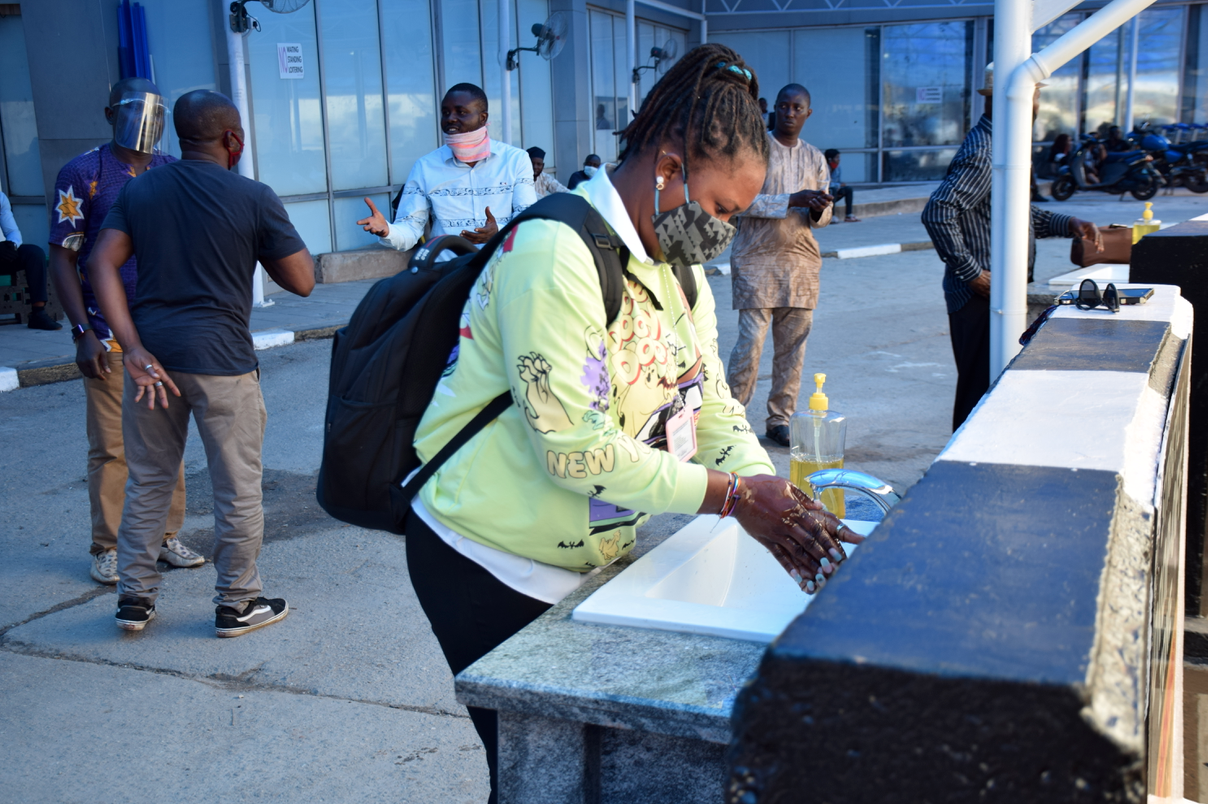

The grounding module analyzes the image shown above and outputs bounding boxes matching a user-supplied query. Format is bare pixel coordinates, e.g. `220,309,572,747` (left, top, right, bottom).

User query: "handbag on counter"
1070,224,1132,267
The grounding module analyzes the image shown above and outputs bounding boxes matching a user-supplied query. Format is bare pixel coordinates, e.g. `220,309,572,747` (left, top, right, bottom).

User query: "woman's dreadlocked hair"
617,43,769,168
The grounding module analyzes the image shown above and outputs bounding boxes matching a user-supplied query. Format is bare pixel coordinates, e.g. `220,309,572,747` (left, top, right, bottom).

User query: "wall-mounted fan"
507,13,567,71
632,39,678,84
230,0,312,34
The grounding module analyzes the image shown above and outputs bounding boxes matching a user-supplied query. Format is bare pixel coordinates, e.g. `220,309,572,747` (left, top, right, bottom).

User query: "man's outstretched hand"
124,347,180,410
357,197,390,238
1069,217,1103,252
461,207,498,245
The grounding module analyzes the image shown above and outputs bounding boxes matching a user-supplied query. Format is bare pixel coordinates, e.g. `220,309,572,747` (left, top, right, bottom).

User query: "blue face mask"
583,165,598,177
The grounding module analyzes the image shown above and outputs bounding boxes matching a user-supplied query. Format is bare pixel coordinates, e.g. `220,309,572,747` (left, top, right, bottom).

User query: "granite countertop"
456,499,884,745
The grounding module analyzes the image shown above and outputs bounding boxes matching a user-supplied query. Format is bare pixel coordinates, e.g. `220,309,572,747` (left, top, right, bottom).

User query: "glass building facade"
2,0,1207,259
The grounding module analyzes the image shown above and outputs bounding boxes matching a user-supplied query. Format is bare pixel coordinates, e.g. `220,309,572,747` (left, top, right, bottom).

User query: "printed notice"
915,86,942,104
278,43,304,79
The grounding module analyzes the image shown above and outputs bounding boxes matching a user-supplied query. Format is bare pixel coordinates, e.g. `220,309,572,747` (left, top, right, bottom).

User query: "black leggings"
831,185,854,217
404,511,552,804
0,242,49,304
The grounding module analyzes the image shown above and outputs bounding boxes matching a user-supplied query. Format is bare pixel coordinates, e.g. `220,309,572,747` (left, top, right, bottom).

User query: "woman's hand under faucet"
702,471,864,594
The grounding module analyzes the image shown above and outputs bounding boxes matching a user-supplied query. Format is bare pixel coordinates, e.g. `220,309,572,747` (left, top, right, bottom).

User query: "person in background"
759,97,769,128
1105,125,1131,153
567,154,602,190
0,190,59,330
527,146,567,198
48,77,197,586
405,45,858,804
358,84,535,252
1042,133,1072,178
595,103,613,131
823,149,859,223
726,83,833,448
88,90,315,636
922,64,1099,431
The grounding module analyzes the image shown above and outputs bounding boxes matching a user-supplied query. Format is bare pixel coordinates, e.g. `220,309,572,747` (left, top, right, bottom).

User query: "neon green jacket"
414,192,774,571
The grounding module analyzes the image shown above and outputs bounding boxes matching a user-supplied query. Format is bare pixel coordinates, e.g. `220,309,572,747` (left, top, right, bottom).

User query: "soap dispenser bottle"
1133,201,1161,244
790,374,848,517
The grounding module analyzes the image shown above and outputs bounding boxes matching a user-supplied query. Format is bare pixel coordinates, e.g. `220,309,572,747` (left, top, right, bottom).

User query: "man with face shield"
48,78,198,587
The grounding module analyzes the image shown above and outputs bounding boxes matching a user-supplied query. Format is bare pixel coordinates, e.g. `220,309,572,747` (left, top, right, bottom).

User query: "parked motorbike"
1131,124,1208,193
1050,134,1160,201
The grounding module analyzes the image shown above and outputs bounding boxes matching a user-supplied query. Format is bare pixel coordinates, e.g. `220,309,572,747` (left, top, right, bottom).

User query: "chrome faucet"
807,469,901,515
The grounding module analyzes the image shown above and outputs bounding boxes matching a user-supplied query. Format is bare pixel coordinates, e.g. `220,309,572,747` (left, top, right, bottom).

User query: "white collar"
579,165,651,265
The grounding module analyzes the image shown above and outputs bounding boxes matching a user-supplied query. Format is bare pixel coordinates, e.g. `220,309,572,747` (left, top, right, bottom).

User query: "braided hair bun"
618,43,769,168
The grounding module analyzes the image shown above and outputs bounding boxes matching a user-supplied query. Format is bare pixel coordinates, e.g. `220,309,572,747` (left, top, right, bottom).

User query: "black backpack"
316,193,697,534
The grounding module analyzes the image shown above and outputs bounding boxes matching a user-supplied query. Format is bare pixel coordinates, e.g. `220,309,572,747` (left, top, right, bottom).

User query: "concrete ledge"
315,248,410,284
0,366,18,393
252,329,295,351
729,285,1192,801
834,243,901,259
17,358,81,388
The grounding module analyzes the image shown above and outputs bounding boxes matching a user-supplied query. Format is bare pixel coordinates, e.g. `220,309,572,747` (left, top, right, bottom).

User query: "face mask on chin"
583,165,598,177
651,168,736,268
444,127,490,163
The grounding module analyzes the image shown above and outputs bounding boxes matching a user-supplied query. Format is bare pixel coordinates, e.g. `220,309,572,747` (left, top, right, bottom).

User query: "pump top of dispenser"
808,373,829,412
1143,201,1154,222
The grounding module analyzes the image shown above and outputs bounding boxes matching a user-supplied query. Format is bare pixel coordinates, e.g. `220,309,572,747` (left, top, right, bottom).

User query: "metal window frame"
312,0,338,250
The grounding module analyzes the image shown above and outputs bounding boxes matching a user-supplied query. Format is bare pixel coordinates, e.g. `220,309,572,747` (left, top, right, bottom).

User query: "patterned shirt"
729,133,832,310
379,139,536,255
922,115,1073,314
50,144,176,338
534,171,568,199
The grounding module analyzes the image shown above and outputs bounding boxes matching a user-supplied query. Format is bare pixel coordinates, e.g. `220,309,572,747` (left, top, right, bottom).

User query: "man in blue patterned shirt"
922,64,1099,430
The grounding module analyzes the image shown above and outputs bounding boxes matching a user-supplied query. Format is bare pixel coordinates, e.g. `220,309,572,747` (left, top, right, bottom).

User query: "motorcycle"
1049,134,1160,201
1131,124,1208,193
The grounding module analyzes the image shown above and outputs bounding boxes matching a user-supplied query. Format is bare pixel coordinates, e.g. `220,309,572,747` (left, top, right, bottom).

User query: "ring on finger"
143,364,154,372
154,381,163,387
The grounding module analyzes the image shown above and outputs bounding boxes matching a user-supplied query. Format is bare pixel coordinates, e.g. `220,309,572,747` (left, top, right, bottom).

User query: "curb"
2,323,343,392
704,240,934,275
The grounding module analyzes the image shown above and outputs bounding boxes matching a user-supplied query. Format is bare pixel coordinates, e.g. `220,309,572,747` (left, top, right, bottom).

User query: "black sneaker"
215,597,289,638
27,309,63,331
115,596,156,631
765,424,791,447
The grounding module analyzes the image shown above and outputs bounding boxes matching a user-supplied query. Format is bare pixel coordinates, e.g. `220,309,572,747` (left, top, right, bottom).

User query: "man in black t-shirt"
89,90,315,638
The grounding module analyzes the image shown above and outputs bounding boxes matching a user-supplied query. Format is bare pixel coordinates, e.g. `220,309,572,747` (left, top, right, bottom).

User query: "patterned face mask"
651,169,736,268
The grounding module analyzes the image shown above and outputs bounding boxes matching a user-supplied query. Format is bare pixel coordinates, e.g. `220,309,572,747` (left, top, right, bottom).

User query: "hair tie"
715,61,752,82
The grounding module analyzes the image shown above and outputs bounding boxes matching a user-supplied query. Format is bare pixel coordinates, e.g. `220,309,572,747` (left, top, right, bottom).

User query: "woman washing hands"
403,43,860,804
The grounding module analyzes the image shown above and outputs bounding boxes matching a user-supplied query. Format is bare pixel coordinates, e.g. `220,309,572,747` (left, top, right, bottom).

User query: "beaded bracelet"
719,472,741,518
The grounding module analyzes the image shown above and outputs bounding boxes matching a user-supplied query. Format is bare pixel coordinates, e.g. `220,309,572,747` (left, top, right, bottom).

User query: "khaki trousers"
117,369,267,607
84,350,185,555
726,307,814,430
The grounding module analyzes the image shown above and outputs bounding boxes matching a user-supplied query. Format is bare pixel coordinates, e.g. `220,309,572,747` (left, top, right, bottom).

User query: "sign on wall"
277,43,304,79
916,86,942,104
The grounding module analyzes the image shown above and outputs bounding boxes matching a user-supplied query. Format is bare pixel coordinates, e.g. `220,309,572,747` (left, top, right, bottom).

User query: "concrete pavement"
0,187,1204,802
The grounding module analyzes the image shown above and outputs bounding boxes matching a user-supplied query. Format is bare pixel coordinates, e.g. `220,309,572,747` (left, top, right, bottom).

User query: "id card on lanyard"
665,406,697,462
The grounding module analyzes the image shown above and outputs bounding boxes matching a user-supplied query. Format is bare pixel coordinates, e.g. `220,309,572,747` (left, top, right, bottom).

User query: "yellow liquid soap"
790,457,846,518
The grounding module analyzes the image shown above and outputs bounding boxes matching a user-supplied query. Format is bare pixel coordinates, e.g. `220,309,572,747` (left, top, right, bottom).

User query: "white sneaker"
91,549,119,585
160,537,205,568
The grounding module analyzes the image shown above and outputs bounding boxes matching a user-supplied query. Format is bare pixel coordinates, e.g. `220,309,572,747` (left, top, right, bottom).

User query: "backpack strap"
674,263,699,312
401,391,512,497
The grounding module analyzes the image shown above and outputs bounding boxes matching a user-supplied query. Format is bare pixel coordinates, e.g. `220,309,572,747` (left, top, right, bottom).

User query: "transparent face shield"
112,91,167,154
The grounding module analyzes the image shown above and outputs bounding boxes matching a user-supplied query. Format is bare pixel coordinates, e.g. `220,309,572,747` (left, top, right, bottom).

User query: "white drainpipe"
500,0,512,145
627,0,637,123
225,18,271,307
989,0,1156,378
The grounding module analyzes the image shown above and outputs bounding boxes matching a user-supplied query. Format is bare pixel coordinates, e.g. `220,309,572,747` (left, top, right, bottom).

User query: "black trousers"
948,294,991,431
0,242,49,304
404,511,552,804
831,185,854,217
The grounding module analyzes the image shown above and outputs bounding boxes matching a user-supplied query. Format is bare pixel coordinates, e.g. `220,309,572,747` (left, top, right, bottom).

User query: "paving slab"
5,527,461,715
0,652,488,804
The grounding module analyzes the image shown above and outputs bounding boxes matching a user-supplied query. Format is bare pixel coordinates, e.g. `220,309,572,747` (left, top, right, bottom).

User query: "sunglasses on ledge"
1074,278,1121,313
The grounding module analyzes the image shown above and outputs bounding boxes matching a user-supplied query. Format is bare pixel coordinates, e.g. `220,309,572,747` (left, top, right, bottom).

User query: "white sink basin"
572,515,879,643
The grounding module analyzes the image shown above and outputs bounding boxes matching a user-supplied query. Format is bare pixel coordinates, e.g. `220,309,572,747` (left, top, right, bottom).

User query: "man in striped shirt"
922,64,1098,431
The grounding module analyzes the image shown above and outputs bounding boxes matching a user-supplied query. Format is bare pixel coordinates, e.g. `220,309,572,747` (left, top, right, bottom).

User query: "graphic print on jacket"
413,213,773,572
